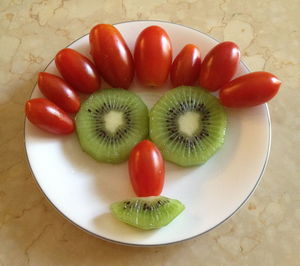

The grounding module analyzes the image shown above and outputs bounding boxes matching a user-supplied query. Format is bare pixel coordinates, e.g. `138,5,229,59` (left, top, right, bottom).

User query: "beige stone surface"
0,0,299,265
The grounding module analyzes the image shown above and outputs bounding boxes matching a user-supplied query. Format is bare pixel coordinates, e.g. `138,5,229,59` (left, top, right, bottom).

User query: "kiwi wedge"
75,89,148,163
150,86,227,167
111,196,185,230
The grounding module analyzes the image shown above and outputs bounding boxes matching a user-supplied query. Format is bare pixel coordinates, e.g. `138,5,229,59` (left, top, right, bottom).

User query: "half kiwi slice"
150,86,227,167
75,89,148,163
111,196,185,230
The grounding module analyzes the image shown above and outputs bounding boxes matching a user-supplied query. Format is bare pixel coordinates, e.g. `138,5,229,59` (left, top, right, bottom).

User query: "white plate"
24,21,271,246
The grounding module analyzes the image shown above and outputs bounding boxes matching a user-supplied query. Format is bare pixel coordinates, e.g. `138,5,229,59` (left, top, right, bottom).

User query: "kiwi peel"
150,86,227,167
111,196,185,230
75,88,149,163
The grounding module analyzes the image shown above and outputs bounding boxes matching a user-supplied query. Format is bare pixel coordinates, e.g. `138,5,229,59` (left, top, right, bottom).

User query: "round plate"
24,21,271,246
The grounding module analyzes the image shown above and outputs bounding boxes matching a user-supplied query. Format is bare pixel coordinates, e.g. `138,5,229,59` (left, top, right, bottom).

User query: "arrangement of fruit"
25,23,281,231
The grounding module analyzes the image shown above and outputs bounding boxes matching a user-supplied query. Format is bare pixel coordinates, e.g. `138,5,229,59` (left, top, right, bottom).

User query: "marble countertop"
1,0,299,265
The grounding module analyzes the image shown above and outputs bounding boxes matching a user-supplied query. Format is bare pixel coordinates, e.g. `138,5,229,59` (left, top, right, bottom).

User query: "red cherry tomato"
170,44,201,87
38,72,80,113
129,140,165,197
199,41,240,91
89,24,134,89
134,26,172,87
55,48,101,94
25,98,74,134
219,71,281,108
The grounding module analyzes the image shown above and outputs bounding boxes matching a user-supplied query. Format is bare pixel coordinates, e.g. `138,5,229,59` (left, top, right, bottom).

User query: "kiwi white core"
178,111,201,137
104,111,124,134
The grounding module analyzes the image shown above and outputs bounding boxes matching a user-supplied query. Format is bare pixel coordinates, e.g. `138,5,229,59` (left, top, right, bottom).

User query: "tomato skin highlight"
219,71,281,108
55,48,101,94
38,72,80,113
199,41,240,91
170,44,201,87
25,98,74,134
89,24,134,89
134,26,172,87
128,140,165,197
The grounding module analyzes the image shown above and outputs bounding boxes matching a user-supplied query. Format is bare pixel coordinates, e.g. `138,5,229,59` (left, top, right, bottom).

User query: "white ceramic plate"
24,21,271,246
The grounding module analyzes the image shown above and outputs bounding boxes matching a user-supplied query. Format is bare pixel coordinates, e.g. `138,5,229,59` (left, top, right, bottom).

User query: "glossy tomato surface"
25,98,74,134
170,44,201,87
199,41,240,91
38,72,80,113
129,140,165,197
89,24,134,89
55,48,101,94
134,26,172,87
219,71,281,108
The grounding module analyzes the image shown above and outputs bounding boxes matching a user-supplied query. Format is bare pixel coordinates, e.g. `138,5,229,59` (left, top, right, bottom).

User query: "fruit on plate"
75,89,149,163
38,72,80,113
25,98,74,134
199,41,240,92
134,25,172,87
55,48,101,94
170,44,201,87
129,140,165,197
89,24,134,89
110,196,185,230
150,86,227,167
219,71,281,108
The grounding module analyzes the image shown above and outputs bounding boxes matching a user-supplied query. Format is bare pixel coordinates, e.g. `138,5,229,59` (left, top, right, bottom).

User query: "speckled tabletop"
0,0,299,265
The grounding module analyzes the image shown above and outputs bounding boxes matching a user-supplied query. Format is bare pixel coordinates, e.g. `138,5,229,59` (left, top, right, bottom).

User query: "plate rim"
23,19,272,247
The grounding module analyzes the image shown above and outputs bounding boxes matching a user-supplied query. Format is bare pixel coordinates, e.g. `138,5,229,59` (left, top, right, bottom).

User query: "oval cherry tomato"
25,98,74,134
55,48,101,94
134,26,172,87
170,44,201,87
89,24,134,89
199,41,240,91
219,71,281,108
38,72,80,113
129,140,165,197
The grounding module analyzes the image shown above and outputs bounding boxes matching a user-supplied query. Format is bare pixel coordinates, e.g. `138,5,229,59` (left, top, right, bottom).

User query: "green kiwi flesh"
150,86,227,167
111,196,185,230
75,89,148,163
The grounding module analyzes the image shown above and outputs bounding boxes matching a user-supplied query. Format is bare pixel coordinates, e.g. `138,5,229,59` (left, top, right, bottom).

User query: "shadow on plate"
93,213,158,241
61,134,134,203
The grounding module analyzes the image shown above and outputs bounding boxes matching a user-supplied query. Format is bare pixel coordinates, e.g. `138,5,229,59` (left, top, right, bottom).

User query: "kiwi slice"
150,86,227,167
75,89,148,163
111,196,185,230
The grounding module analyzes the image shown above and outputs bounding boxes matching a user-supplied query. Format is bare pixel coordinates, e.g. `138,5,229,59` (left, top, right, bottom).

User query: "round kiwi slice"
111,196,185,230
75,88,148,163
150,86,227,167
